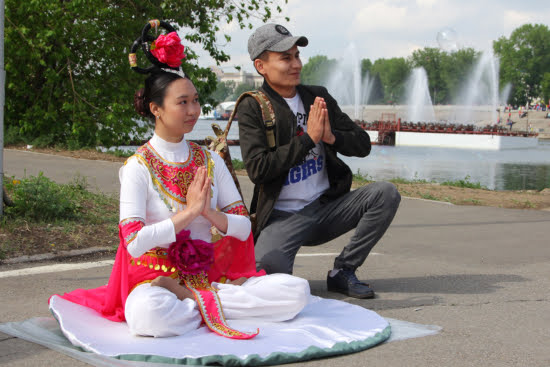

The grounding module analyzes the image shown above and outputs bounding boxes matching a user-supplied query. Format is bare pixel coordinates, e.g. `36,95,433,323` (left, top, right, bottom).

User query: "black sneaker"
327,269,375,299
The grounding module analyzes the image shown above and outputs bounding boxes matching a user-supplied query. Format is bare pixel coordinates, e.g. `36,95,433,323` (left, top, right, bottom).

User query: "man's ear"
254,59,265,76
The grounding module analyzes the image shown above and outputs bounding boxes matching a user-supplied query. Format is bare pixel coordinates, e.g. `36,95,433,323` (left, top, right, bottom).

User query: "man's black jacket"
237,80,371,240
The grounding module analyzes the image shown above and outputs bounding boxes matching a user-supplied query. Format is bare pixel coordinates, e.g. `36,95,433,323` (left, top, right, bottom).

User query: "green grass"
388,177,432,185
461,198,483,205
352,170,373,185
387,172,432,185
420,192,439,201
523,200,536,208
3,173,118,225
231,159,245,170
511,199,537,208
0,241,14,260
441,175,486,189
1,173,119,259
104,148,134,158
350,173,485,189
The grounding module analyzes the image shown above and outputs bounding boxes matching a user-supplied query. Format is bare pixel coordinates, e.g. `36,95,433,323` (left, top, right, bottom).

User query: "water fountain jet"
455,50,501,124
404,67,436,123
325,43,373,119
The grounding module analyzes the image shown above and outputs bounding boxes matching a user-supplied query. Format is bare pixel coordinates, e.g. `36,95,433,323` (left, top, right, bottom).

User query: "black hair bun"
129,20,179,75
133,88,150,117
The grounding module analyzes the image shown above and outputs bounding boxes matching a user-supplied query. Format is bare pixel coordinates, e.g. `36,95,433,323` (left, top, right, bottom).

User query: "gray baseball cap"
248,24,308,60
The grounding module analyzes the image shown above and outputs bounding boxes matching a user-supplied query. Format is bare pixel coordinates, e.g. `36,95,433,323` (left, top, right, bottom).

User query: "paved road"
2,149,550,366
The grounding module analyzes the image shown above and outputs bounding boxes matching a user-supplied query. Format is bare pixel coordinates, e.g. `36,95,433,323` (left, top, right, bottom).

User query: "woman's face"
152,78,201,142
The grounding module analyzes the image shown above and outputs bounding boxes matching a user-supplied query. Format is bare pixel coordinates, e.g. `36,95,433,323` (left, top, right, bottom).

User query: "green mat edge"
113,324,391,366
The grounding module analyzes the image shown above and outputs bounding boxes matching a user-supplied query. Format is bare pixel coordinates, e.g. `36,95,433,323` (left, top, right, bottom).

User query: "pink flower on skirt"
168,230,214,275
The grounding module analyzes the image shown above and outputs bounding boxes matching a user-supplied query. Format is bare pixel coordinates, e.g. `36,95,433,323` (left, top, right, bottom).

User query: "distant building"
210,66,263,89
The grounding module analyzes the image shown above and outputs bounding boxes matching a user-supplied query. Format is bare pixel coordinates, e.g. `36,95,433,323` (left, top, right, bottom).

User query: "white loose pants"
124,274,311,337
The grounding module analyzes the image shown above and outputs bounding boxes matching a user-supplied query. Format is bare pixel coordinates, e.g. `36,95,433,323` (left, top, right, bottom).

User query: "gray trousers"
255,182,401,274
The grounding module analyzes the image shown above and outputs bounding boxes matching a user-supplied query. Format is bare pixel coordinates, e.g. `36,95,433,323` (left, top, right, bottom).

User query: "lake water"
131,119,550,191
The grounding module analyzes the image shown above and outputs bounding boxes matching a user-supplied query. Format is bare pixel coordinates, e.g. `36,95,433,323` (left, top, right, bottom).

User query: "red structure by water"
357,118,538,146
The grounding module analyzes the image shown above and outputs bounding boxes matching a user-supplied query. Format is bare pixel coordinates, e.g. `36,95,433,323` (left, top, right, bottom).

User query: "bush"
4,173,82,221
31,134,57,148
4,125,24,145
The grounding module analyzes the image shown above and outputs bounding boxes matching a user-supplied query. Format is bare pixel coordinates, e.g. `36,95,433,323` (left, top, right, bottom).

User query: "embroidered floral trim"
120,217,145,226
221,201,249,217
132,141,210,210
204,149,215,187
119,217,145,248
181,272,259,339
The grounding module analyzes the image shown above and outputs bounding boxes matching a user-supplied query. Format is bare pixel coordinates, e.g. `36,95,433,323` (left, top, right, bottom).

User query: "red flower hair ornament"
150,32,186,68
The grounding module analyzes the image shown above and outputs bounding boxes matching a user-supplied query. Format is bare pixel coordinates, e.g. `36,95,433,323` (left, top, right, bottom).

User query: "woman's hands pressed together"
171,166,229,235
186,166,211,217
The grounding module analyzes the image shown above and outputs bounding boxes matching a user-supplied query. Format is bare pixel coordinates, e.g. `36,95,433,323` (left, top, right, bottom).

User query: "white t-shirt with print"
274,93,330,212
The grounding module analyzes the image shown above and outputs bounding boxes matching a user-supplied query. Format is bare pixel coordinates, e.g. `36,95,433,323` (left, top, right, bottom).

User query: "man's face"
256,45,302,92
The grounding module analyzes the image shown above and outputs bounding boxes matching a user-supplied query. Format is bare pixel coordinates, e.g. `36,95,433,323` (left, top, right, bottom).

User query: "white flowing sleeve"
211,152,251,240
119,157,176,258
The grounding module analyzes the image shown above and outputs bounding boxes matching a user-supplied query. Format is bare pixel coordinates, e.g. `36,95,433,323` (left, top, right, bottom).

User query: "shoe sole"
327,286,375,299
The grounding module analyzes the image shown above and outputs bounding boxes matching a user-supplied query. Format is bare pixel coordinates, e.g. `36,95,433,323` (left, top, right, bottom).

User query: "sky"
191,0,550,73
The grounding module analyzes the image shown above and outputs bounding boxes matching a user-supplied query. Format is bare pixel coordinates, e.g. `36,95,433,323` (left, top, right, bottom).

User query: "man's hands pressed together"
306,97,335,145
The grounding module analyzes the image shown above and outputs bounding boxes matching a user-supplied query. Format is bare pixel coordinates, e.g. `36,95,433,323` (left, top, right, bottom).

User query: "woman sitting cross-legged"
52,30,309,340
120,70,310,338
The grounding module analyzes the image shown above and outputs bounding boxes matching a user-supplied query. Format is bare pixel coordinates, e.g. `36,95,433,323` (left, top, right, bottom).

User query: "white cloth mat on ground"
0,296,441,366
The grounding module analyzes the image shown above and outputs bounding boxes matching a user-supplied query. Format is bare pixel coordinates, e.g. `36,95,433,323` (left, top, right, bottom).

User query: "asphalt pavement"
1,149,550,367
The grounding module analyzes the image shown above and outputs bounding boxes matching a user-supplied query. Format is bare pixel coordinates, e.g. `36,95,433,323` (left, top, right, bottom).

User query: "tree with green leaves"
211,81,236,103
229,83,255,101
370,57,410,104
494,23,550,105
367,73,385,104
300,55,336,85
361,58,373,78
409,48,448,104
441,48,479,103
5,0,288,148
542,73,550,105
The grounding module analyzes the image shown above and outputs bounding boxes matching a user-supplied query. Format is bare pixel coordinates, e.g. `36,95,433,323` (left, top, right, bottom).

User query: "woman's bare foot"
151,276,194,300
226,277,248,286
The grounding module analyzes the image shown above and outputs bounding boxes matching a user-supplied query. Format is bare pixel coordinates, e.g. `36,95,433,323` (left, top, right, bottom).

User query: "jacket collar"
260,79,289,107
260,80,314,116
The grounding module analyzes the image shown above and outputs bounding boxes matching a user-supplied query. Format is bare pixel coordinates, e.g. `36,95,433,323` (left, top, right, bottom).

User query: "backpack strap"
203,90,276,217
226,90,276,149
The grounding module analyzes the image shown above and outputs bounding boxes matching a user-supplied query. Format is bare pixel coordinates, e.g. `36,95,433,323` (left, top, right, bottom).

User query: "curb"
402,196,455,205
4,148,126,163
1,246,115,265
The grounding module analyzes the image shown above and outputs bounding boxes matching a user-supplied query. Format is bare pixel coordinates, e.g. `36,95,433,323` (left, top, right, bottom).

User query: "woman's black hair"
134,71,187,121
